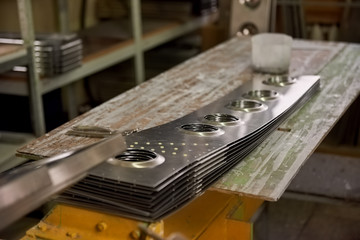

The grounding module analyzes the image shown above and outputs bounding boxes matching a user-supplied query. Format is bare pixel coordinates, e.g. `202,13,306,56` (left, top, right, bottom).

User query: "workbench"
16,36,360,239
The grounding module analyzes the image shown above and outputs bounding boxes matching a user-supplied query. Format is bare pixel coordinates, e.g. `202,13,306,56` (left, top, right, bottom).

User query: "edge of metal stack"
58,75,320,222
0,32,82,77
0,134,126,231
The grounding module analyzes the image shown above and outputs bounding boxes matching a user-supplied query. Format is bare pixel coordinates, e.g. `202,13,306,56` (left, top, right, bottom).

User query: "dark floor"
254,152,360,240
255,196,360,240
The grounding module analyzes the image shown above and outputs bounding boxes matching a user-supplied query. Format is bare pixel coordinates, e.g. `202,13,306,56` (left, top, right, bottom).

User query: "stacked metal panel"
58,75,320,221
0,33,82,77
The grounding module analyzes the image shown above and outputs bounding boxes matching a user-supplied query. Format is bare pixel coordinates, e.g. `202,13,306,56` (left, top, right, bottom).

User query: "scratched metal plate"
58,87,313,219
58,75,320,221
88,76,319,187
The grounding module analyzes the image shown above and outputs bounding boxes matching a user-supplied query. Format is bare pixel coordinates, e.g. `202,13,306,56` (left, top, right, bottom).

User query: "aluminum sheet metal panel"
58,75,320,221
89,75,319,187
0,134,126,230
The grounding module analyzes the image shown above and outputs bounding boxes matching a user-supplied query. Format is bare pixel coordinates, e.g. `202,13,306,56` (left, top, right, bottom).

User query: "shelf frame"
17,0,46,136
0,1,218,136
0,13,218,96
0,46,27,74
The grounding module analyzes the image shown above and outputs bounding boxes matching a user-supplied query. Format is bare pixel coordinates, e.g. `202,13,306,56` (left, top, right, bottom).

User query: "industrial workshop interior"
0,0,359,239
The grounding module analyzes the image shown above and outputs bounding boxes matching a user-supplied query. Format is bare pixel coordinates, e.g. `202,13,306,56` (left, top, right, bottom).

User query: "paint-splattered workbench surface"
17,37,360,201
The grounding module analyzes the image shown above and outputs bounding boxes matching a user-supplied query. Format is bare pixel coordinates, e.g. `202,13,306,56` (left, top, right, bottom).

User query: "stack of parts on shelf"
58,75,320,222
0,33,82,77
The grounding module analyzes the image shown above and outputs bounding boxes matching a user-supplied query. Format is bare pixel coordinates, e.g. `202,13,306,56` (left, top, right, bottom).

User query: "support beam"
17,0,46,136
130,0,145,85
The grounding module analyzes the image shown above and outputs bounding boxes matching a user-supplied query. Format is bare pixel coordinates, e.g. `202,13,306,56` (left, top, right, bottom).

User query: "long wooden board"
17,37,355,201
212,43,360,201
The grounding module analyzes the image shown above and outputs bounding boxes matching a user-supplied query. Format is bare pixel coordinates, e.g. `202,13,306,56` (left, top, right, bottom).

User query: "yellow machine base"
22,190,263,240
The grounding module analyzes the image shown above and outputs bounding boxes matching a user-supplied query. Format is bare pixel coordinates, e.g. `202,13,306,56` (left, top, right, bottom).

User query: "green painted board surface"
212,43,360,201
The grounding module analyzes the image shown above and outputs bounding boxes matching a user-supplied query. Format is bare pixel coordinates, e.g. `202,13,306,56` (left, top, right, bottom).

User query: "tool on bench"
0,133,126,231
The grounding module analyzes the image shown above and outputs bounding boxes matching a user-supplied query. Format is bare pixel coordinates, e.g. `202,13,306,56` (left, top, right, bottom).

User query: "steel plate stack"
58,75,320,221
0,33,82,77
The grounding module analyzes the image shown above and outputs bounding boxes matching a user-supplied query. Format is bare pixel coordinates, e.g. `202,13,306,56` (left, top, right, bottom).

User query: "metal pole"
130,0,145,85
270,0,277,32
56,0,70,34
298,0,307,38
281,0,289,35
17,0,46,136
56,0,78,119
218,0,232,37
65,84,78,119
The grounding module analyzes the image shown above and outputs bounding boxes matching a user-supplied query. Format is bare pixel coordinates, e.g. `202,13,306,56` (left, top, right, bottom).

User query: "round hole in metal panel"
239,0,261,9
107,149,165,168
179,123,224,136
203,113,241,126
237,22,259,37
243,90,279,101
226,99,268,112
263,75,296,87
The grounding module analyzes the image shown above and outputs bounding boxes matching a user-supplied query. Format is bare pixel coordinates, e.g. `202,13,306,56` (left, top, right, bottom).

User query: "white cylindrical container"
251,33,293,74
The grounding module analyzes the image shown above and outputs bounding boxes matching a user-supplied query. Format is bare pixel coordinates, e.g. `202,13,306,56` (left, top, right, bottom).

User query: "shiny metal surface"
0,33,82,77
263,75,297,86
242,89,280,101
237,22,259,36
66,125,118,138
107,149,165,169
202,113,242,126
178,123,225,137
99,76,317,186
239,0,261,9
59,75,320,221
0,133,126,231
225,99,268,112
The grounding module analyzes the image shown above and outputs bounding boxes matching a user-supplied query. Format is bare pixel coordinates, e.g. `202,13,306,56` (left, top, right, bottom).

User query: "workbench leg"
164,190,264,240
64,84,78,120
56,0,69,34
225,196,264,240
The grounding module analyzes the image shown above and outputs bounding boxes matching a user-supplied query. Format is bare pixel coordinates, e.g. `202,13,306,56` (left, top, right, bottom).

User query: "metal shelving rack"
0,0,218,137
0,46,27,74
0,0,45,137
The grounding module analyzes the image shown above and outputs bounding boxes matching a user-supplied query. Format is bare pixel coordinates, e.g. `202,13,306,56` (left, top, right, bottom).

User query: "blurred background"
0,0,359,135
0,1,359,239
